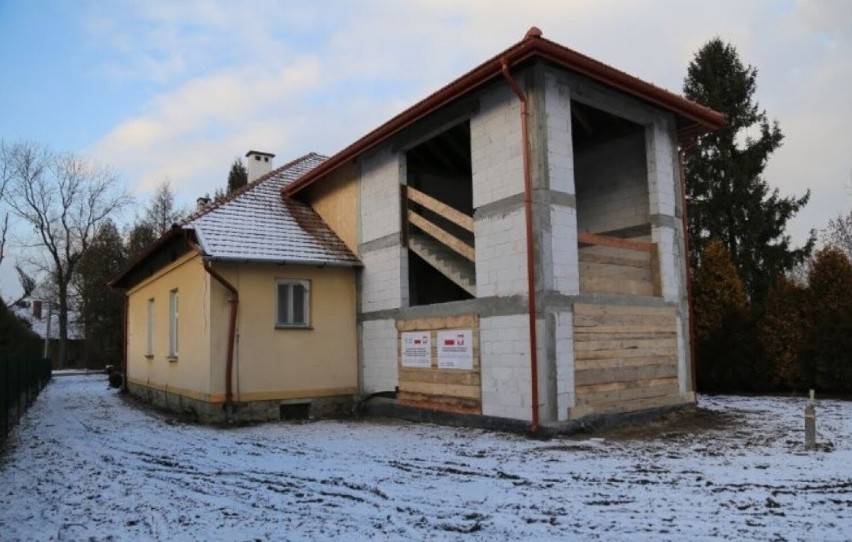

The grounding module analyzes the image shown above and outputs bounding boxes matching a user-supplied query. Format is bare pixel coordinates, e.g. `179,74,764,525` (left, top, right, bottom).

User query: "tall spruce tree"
227,157,248,194
126,222,157,261
76,219,127,368
683,39,814,302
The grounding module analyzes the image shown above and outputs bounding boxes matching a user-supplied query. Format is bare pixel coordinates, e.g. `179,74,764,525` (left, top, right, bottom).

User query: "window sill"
274,325,313,331
167,355,179,362
144,354,154,360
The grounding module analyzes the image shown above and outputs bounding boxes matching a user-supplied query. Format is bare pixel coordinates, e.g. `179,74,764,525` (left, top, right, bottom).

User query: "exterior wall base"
127,382,355,424
361,395,696,437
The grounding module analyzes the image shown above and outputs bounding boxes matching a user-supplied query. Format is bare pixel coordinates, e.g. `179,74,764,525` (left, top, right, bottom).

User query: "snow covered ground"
1,375,849,541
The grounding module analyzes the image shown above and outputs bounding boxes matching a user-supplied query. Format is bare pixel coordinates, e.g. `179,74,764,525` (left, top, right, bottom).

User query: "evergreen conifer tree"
76,219,127,368
126,222,157,261
227,157,248,194
683,39,814,302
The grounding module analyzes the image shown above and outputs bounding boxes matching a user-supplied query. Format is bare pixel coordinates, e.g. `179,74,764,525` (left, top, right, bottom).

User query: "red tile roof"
284,27,724,197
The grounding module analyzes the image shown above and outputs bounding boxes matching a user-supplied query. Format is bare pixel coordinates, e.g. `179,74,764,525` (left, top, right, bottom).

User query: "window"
276,280,310,328
146,298,154,357
169,289,179,357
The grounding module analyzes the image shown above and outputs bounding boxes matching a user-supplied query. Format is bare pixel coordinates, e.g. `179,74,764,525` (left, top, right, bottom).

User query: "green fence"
1,358,52,442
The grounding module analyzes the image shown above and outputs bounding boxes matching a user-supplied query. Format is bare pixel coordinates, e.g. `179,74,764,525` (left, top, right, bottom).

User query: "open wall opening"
571,101,659,297
403,121,475,306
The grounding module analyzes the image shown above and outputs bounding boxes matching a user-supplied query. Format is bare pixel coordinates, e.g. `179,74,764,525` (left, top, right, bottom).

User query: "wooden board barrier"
396,314,481,415
572,302,681,418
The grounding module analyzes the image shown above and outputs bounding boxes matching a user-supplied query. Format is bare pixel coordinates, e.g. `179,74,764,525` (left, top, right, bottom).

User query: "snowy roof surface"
181,153,359,266
11,300,84,340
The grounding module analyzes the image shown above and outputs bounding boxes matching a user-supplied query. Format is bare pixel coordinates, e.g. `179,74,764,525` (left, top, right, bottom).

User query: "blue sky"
1,0,851,296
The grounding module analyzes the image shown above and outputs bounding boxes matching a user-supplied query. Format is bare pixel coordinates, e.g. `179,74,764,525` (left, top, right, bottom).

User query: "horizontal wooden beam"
408,210,475,261
406,186,474,232
577,232,654,253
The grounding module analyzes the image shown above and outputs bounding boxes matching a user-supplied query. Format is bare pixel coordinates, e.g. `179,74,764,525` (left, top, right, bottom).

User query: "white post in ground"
805,389,816,451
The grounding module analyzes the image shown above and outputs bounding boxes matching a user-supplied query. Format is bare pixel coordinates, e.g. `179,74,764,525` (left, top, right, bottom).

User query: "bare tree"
0,141,11,271
2,141,130,367
145,179,185,236
822,210,852,260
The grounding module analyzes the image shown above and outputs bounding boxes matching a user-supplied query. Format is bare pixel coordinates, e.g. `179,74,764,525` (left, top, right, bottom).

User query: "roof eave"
204,255,363,268
108,227,189,290
284,32,725,198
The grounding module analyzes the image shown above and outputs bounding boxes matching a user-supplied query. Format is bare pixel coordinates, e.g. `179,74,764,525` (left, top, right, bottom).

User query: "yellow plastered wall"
126,253,213,399
302,161,358,254
208,262,358,401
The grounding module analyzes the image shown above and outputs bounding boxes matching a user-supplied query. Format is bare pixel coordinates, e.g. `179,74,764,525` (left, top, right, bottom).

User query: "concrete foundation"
127,382,355,424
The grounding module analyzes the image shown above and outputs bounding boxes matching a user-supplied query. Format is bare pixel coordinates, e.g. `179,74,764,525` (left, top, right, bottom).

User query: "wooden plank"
580,276,653,296
574,319,676,332
576,376,678,396
577,232,653,252
575,337,677,352
571,393,687,419
574,321,677,340
399,368,480,386
576,379,679,403
575,363,678,386
575,354,677,370
399,380,482,400
397,314,478,332
575,387,681,411
408,210,475,261
573,303,676,318
399,393,481,415
575,346,678,362
407,186,474,232
578,251,650,268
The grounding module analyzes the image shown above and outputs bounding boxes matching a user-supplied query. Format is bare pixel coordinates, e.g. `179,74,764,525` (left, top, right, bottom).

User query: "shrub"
804,246,852,392
759,278,809,390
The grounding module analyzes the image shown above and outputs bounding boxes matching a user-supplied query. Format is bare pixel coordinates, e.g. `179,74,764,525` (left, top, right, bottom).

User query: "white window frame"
146,298,155,358
168,289,179,357
275,279,311,328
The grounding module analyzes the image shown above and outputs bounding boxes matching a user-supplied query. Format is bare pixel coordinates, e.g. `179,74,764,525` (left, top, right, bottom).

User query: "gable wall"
302,160,359,254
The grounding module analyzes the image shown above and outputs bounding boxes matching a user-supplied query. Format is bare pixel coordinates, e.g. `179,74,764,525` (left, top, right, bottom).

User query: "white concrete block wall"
360,149,401,244
574,131,649,234
550,205,580,294
544,72,575,195
360,319,398,393
646,119,677,217
471,84,524,208
360,246,405,312
480,314,532,421
554,310,575,421
652,226,681,302
474,208,529,298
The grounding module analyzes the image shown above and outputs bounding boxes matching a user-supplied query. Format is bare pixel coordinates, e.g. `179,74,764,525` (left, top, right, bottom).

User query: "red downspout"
501,58,540,434
189,241,239,409
677,145,698,399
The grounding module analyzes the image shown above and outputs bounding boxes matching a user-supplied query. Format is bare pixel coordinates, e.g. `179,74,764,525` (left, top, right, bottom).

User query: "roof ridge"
180,151,327,226
283,28,724,197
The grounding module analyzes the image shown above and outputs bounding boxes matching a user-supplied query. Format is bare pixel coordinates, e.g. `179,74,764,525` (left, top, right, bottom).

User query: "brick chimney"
32,299,43,320
196,196,211,211
245,150,275,183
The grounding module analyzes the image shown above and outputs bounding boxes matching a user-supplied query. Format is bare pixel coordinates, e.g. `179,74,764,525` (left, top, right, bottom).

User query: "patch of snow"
1,377,849,540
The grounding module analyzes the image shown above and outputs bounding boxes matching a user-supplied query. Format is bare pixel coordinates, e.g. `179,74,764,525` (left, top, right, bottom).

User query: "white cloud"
84,0,851,245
